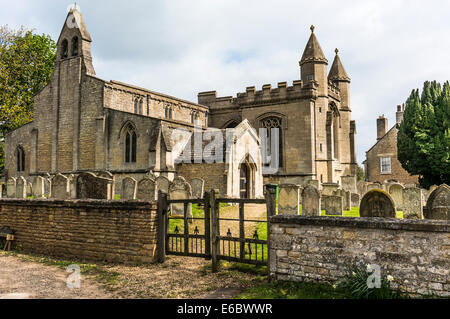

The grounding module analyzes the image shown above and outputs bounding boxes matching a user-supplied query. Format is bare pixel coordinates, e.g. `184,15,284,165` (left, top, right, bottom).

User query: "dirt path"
0,253,112,299
0,252,265,299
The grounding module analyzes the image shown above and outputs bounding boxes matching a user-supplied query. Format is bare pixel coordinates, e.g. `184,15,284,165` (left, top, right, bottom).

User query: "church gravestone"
121,177,137,200
278,184,301,215
26,181,33,198
341,176,357,193
169,176,192,219
402,187,423,219
51,174,70,199
6,178,16,198
343,190,351,211
357,181,368,197
156,175,170,194
77,172,111,199
15,176,26,199
32,176,45,198
321,183,339,196
388,184,404,211
137,176,157,201
360,189,396,218
351,193,360,208
191,178,205,199
301,185,321,216
424,184,449,220
321,195,343,215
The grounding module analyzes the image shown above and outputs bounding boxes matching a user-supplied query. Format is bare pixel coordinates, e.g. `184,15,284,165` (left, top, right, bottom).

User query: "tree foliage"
397,81,450,188
0,25,56,173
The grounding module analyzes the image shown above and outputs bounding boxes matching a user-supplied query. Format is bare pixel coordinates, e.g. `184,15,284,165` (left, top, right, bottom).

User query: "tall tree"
397,81,450,188
0,25,56,173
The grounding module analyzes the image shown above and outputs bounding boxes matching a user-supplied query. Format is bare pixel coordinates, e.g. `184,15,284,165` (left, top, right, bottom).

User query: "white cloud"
1,0,449,166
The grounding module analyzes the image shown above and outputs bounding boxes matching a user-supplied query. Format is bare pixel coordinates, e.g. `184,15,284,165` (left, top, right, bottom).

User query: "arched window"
165,107,173,119
61,39,68,59
124,124,137,163
261,117,283,168
139,99,143,115
71,36,79,56
16,146,25,172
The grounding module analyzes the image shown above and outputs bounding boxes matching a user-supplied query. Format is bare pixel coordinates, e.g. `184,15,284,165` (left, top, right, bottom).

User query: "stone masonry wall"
0,199,158,264
269,215,449,297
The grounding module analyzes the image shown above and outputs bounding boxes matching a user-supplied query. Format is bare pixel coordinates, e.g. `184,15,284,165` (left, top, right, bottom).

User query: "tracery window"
261,117,283,168
124,124,137,163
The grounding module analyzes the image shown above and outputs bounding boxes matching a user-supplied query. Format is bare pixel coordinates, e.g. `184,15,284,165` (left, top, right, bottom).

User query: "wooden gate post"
157,190,167,263
210,189,220,272
265,184,277,279
204,191,211,259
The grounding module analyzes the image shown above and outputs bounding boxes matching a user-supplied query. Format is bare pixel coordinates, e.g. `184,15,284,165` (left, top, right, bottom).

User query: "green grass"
235,280,349,299
114,194,121,200
168,203,205,233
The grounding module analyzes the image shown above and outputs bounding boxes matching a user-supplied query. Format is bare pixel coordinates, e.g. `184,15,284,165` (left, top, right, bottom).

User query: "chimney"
396,104,404,124
377,115,388,140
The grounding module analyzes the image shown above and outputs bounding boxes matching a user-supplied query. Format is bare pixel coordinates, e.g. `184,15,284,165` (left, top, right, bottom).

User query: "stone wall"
0,199,158,264
269,215,449,297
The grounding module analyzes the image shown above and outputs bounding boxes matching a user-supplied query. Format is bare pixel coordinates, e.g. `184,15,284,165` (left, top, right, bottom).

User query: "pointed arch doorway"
239,155,256,199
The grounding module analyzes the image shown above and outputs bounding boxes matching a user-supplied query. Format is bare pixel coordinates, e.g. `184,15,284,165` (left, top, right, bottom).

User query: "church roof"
328,49,350,82
300,25,328,65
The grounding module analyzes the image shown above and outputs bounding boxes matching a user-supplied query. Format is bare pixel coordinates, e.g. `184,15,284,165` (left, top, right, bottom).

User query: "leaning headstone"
360,189,396,218
169,176,192,218
301,185,321,216
321,195,343,215
6,177,16,198
351,193,360,207
121,177,137,200
156,175,170,194
76,172,111,199
424,184,449,220
51,174,70,199
15,176,27,199
191,178,205,199
32,176,45,198
388,184,404,210
278,184,301,215
137,176,157,201
402,188,423,219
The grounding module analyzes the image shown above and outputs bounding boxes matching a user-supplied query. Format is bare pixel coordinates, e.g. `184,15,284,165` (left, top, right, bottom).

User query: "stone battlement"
198,80,323,109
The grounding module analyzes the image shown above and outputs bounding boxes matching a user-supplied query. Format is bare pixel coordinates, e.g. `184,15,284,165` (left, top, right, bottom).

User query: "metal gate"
157,185,277,272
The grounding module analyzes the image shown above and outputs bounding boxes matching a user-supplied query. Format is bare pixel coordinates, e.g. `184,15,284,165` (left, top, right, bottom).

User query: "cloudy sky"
1,0,449,166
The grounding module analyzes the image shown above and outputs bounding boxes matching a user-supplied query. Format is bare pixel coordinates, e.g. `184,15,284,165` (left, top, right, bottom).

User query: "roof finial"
310,25,315,33
335,48,339,55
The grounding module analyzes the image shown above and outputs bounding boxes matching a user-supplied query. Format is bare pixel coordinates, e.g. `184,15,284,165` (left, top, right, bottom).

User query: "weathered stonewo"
137,177,157,201
6,178,16,198
156,176,170,194
367,183,382,191
360,189,396,218
343,190,351,210
351,193,360,208
15,176,27,199
121,177,137,200
308,179,321,191
76,172,111,199
0,199,158,264
357,180,367,197
169,176,192,218
402,187,423,219
321,183,339,196
389,184,404,210
278,184,301,215
301,185,321,216
424,184,449,220
44,178,51,198
26,181,33,198
68,174,77,199
321,195,343,215
341,175,357,193
32,176,45,198
191,178,205,199
269,214,450,297
51,174,70,199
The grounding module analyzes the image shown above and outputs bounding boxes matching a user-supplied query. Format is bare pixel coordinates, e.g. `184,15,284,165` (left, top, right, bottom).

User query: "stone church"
3,8,358,199
199,26,357,186
3,8,264,199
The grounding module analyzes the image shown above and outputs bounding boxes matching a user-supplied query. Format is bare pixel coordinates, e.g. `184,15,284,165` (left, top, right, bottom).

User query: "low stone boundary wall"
269,215,449,297
0,199,158,264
